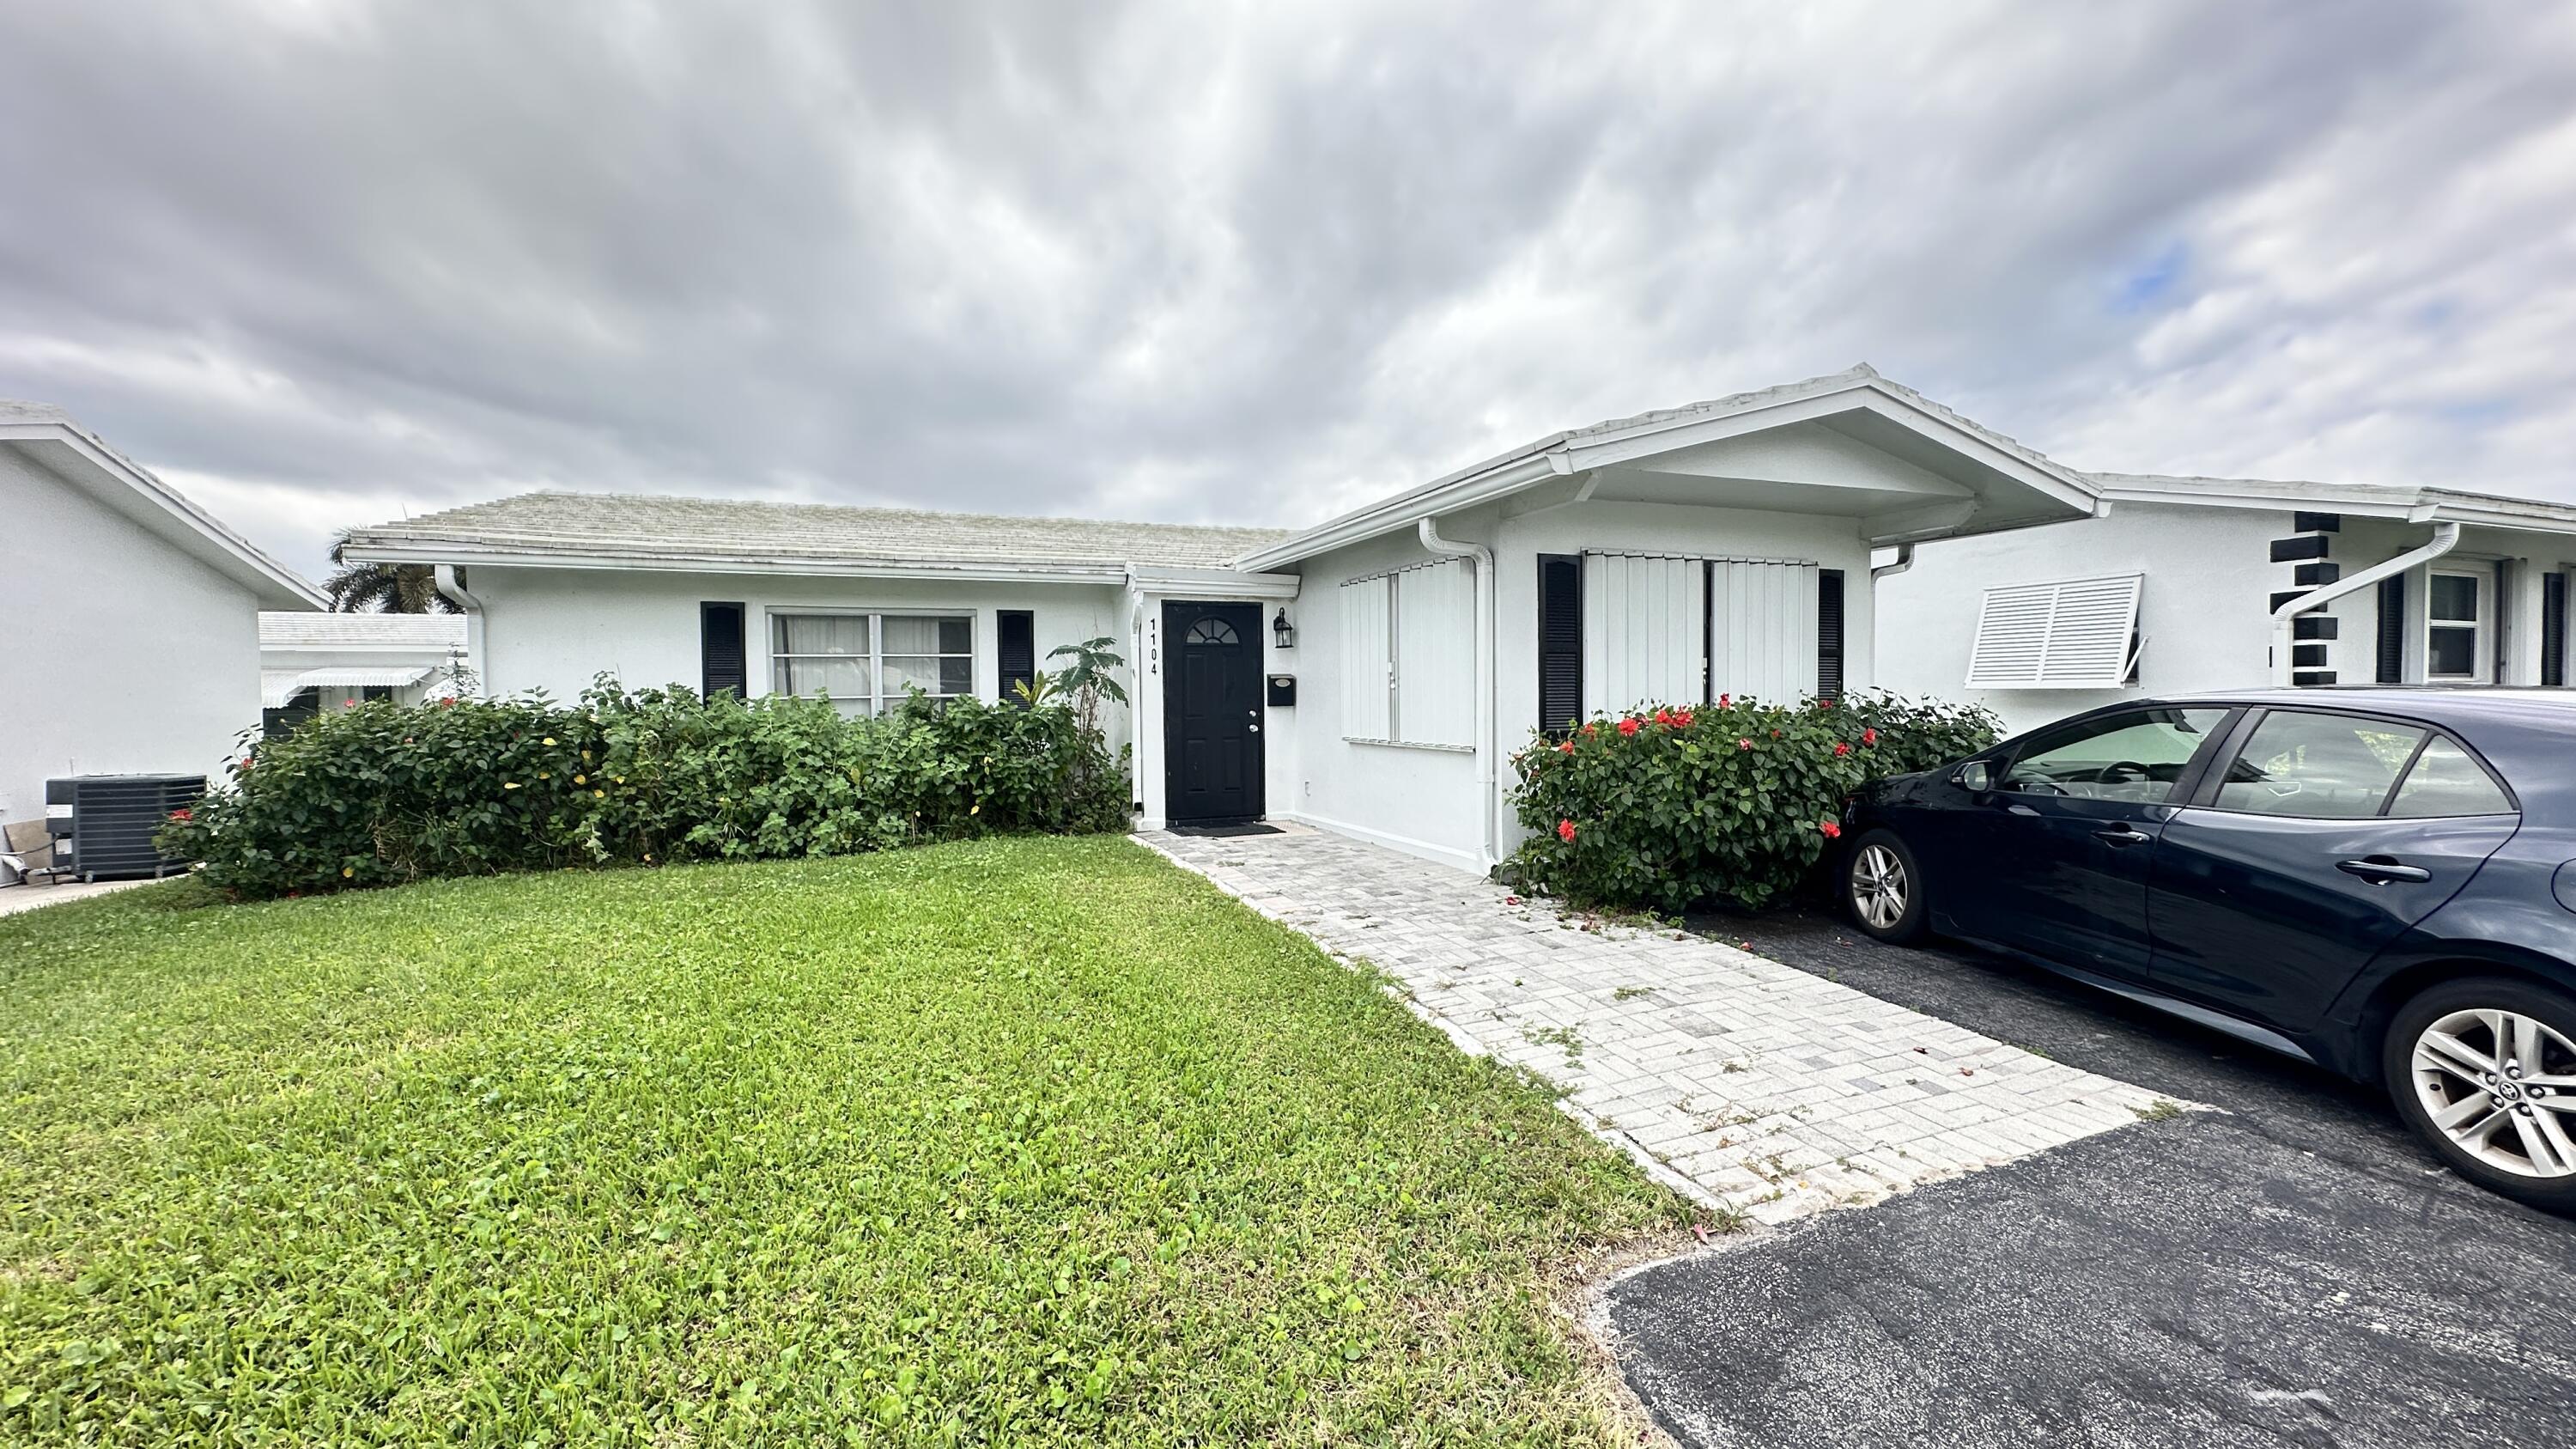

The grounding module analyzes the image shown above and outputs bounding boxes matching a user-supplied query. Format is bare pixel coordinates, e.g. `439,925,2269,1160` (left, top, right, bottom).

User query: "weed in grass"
0,837,1682,1446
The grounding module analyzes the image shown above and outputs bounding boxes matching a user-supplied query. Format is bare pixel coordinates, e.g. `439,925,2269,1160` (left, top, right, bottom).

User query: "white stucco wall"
0,445,264,822
1279,498,1881,873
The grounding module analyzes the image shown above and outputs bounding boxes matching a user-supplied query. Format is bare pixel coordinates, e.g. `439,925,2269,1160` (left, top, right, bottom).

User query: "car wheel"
1844,830,1928,943
2385,977,2576,1211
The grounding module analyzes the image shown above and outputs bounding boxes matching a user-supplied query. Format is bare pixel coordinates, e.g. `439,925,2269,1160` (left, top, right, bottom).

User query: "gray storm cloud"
3,0,2571,577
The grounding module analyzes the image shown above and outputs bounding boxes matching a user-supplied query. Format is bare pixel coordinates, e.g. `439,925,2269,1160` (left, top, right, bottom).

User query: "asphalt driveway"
1609,909,2576,1449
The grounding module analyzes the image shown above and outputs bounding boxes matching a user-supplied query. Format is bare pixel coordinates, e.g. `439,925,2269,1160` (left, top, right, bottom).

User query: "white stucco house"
0,400,325,831
258,611,470,735
341,366,2105,874
1877,472,2576,736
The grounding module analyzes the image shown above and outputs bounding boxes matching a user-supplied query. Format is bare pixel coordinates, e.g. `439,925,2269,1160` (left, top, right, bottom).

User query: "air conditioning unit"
45,775,205,882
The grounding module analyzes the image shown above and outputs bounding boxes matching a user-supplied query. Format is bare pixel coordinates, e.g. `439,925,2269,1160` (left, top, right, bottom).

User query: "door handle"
2338,857,2431,885
2093,825,2153,848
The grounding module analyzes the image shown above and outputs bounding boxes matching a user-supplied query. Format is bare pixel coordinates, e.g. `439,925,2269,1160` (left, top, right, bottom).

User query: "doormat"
1170,823,1285,838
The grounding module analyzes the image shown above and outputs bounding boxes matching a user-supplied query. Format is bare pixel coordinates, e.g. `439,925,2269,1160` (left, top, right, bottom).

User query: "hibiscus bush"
1504,690,2001,912
158,679,1131,901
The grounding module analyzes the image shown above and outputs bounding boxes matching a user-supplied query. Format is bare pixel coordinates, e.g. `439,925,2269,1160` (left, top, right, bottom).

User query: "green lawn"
0,837,1682,1446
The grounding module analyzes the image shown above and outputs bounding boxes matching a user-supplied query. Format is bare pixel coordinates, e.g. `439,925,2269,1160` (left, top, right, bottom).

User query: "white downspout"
2270,521,2461,685
1870,541,1916,581
1419,516,1496,871
433,564,487,697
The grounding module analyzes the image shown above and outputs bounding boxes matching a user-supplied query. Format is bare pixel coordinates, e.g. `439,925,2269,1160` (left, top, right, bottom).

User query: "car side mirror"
1953,760,1993,792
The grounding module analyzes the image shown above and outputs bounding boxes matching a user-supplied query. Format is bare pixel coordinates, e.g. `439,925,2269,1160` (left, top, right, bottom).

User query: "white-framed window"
2425,568,2488,682
1965,574,2144,689
1338,559,1474,748
770,612,973,715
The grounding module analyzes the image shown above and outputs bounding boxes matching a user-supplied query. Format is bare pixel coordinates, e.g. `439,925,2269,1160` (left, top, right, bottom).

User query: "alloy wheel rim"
1850,844,1907,931
2411,1008,2576,1179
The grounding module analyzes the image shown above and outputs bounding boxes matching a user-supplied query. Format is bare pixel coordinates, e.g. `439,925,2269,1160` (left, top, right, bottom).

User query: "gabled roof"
339,490,1295,582
259,612,468,650
1,400,325,609
1233,365,2105,570
2093,472,2576,537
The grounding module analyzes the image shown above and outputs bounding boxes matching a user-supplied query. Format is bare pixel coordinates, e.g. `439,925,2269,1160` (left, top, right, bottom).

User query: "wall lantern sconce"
1271,606,1296,650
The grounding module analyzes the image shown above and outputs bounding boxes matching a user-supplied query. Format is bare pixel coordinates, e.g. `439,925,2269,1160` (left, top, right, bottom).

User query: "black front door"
1163,601,1264,825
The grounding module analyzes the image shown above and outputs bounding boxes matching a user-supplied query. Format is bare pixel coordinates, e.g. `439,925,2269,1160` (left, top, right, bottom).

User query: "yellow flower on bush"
543,737,557,746
503,782,519,789
574,774,586,785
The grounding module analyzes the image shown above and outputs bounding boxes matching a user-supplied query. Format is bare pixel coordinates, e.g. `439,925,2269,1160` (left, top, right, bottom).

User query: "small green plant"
1044,636,1130,734
2133,1098,2187,1122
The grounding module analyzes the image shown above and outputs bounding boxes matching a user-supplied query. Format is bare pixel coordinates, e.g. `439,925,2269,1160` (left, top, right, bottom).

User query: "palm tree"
323,538,458,613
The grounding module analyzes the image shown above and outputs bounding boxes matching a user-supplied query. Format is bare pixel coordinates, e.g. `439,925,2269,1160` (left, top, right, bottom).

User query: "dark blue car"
1839,689,2576,1209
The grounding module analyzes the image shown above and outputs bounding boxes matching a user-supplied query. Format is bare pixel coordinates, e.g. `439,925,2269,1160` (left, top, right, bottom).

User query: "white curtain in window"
1708,560,1820,706
776,614,868,656
1339,575,1393,739
1394,559,1474,746
1583,553,1706,715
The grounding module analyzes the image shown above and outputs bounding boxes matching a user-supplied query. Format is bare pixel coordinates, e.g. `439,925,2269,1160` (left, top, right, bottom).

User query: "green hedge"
1504,690,2000,912
160,682,1131,900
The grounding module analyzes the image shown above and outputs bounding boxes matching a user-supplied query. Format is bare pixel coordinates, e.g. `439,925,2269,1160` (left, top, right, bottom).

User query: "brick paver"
1142,826,2178,1224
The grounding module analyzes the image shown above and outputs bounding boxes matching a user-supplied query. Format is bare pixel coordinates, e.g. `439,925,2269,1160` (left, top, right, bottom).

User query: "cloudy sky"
3,0,2572,579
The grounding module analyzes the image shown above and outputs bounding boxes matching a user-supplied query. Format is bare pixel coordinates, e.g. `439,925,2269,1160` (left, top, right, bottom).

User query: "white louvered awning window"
1965,574,2145,688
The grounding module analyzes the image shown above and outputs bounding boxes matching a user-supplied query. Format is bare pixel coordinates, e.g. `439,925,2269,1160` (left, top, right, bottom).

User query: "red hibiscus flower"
1651,707,1671,726
1719,693,1731,708
1558,739,1575,753
1674,709,1695,728
1617,717,1640,737
167,807,192,822
1834,741,1852,758
1582,722,1598,737
1738,737,1754,751
1862,728,1880,746
1558,819,1578,843
1820,819,1842,838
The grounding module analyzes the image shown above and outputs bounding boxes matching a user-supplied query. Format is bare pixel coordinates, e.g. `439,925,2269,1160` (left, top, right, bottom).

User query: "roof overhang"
1123,563,1301,600
1235,368,2104,572
2,414,325,609
2095,474,2576,539
261,665,440,708
335,536,1140,587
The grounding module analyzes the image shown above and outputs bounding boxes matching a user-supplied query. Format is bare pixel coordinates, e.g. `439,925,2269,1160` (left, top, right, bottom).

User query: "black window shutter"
2545,572,2567,689
2375,575,2406,685
1816,569,1846,703
998,610,1036,703
1537,554,1583,736
701,601,747,698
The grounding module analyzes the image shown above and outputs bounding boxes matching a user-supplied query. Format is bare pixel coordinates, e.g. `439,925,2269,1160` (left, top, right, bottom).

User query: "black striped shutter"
1816,569,1846,703
998,610,1036,703
701,602,747,699
1537,554,1583,736
2375,575,2405,685
2545,572,2567,689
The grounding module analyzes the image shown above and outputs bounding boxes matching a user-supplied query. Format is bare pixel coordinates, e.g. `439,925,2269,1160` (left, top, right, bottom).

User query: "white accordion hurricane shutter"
1710,559,1821,706
1966,574,2146,688
1393,559,1476,747
1583,553,1706,715
1339,574,1392,740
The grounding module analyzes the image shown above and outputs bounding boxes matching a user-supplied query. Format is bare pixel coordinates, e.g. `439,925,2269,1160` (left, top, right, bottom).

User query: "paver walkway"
1143,826,2178,1223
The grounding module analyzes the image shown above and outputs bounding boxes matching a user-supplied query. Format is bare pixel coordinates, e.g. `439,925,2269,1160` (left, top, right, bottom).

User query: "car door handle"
2093,825,2154,848
2338,857,2431,885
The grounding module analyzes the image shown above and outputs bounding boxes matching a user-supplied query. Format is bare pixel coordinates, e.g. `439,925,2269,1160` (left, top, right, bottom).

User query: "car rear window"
2386,735,2514,817
2212,711,2422,819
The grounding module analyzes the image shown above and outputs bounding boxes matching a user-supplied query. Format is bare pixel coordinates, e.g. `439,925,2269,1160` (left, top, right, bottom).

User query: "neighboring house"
1877,472,2576,736
0,400,325,832
258,612,470,735
342,366,2101,873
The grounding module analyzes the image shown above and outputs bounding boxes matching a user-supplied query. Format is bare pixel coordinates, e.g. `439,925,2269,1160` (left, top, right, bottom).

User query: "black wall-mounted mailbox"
1267,673,1297,707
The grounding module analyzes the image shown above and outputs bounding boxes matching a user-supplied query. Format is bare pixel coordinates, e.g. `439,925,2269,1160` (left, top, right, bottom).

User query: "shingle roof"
259,612,468,648
344,490,1294,574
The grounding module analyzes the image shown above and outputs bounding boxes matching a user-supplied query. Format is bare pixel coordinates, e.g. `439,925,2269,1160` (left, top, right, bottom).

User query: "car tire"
1844,829,1929,944
2384,977,2576,1212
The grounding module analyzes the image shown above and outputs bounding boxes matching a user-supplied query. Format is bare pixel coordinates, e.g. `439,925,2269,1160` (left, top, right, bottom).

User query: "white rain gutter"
1870,542,1916,581
2269,521,2460,685
1419,516,1497,871
434,564,489,696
